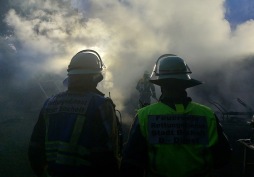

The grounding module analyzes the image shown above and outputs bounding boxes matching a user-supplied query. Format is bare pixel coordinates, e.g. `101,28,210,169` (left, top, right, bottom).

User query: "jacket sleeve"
210,114,233,169
97,98,121,176
28,107,47,176
120,115,147,177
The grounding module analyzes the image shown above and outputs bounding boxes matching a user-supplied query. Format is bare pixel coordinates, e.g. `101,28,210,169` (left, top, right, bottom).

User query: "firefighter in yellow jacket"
120,54,232,177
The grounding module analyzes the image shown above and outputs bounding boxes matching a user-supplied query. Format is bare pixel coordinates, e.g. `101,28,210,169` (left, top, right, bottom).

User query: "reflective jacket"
121,101,232,177
28,90,121,177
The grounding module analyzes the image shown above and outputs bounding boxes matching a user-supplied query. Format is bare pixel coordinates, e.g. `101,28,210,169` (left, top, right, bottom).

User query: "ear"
93,73,103,83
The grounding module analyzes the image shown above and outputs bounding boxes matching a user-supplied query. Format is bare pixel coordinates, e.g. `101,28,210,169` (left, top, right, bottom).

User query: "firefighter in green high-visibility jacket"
120,54,232,177
28,50,121,177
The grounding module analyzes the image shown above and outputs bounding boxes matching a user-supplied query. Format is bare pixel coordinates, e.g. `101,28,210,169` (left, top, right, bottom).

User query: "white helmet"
67,49,105,75
63,49,105,86
149,54,202,88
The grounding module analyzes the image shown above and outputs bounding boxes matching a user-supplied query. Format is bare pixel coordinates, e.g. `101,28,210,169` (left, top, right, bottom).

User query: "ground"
0,111,254,177
0,112,37,177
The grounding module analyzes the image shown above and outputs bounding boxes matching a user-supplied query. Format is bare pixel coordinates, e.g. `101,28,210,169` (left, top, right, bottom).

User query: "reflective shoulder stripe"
70,94,93,145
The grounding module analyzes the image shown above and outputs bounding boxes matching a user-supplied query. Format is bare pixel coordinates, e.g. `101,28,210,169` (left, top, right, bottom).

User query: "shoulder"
89,92,116,109
104,97,116,109
137,102,160,115
44,91,66,103
190,102,215,116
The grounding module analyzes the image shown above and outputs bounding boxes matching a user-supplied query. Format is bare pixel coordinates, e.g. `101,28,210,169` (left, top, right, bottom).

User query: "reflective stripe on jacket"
42,91,119,176
137,102,218,177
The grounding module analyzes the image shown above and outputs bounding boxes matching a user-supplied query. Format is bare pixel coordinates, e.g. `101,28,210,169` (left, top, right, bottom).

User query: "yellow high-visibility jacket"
121,101,232,177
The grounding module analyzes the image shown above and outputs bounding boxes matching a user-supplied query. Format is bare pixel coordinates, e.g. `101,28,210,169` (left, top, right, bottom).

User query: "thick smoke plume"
1,0,254,115
1,0,254,176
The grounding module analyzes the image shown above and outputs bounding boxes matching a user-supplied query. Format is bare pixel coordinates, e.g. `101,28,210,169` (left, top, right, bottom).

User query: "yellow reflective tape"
45,141,90,156
46,153,91,166
71,115,86,145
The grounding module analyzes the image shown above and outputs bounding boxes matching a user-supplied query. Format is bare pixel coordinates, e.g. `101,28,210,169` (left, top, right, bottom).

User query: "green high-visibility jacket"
137,102,218,177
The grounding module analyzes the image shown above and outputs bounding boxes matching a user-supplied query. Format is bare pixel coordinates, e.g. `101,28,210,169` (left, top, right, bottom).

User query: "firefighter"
28,49,121,177
136,70,157,108
120,54,232,177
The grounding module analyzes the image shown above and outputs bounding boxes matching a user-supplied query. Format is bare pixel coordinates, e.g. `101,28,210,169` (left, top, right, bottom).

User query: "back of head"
68,49,105,75
149,54,203,89
65,49,105,89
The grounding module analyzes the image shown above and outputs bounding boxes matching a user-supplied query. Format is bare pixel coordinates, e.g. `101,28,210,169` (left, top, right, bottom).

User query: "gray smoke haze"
1,0,254,115
1,1,254,176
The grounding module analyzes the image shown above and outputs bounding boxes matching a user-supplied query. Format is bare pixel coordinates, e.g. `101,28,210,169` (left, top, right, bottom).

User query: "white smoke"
2,0,254,112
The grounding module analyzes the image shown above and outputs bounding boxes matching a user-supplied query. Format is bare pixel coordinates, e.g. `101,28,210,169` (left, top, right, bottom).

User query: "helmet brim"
149,78,203,88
